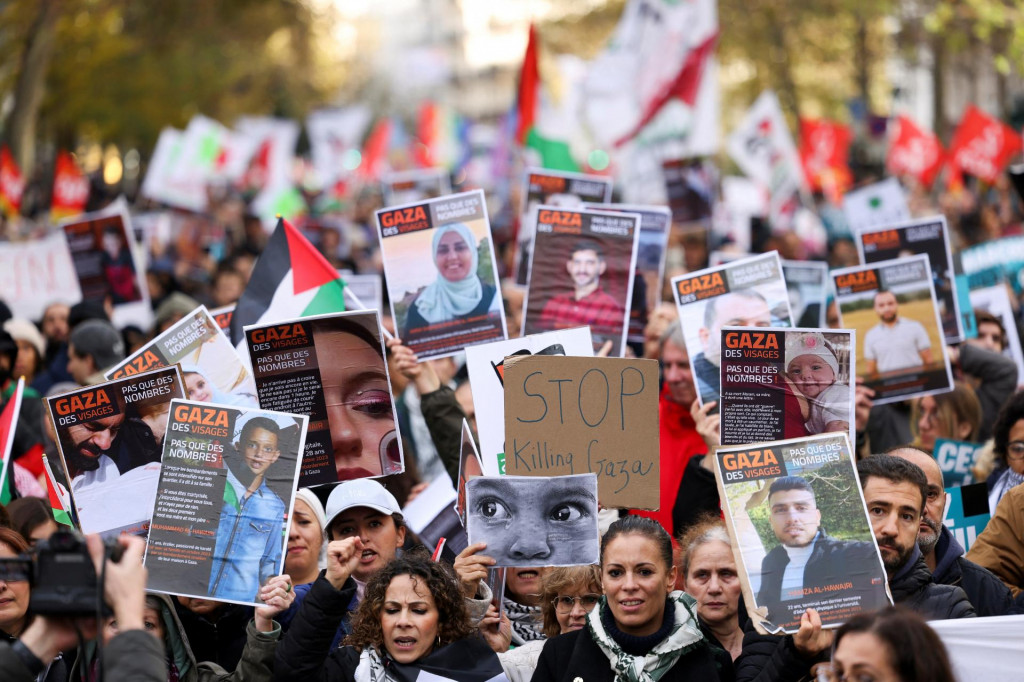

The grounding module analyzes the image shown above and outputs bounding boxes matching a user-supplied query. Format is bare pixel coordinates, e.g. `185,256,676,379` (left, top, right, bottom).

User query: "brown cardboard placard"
503,355,659,509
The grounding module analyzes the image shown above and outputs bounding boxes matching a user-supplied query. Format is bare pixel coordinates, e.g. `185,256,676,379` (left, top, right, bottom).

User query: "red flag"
886,115,945,188
51,151,90,220
0,147,24,218
357,118,392,180
799,118,853,201
947,105,1022,184
515,24,540,145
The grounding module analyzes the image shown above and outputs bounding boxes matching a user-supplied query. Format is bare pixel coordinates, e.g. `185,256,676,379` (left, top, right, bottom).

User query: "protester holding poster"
522,207,639,356
715,433,889,634
46,366,185,537
245,310,403,487
855,216,962,343
63,212,143,305
832,256,953,404
719,328,855,447
146,400,305,606
377,189,507,360
673,252,793,408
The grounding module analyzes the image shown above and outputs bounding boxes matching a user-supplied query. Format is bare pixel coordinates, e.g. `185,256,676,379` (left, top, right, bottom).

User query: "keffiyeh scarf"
587,591,705,682
353,641,508,682
503,595,545,643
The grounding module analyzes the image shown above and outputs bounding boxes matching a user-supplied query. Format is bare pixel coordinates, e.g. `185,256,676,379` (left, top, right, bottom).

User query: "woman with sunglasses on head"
533,516,732,682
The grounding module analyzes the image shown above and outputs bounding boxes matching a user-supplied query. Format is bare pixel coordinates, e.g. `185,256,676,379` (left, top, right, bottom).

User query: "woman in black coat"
533,517,733,682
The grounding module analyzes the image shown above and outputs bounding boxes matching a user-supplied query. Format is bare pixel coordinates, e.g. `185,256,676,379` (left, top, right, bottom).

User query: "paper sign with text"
943,482,990,554
503,355,659,509
934,438,983,488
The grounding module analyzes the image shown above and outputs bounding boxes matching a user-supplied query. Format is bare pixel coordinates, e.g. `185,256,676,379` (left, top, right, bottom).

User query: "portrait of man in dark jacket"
756,476,886,629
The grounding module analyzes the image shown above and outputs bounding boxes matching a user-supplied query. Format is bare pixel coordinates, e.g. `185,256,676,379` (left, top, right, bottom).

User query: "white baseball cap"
325,478,402,533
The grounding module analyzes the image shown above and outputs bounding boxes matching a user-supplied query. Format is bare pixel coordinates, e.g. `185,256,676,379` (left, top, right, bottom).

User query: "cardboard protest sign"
401,474,467,566
832,256,953,404
719,328,855,448
455,419,483,524
855,216,963,343
466,473,599,567
969,284,1024,384
107,306,258,408
244,310,403,487
961,236,1024,294
521,207,640,356
210,305,235,335
515,168,613,285
61,203,152,330
0,234,82,332
503,355,659,509
672,252,794,408
46,367,185,537
841,178,910,234
584,203,672,344
715,432,890,634
382,168,452,206
933,438,983,488
145,400,306,607
944,482,990,553
377,189,507,360
464,328,593,476
782,260,827,329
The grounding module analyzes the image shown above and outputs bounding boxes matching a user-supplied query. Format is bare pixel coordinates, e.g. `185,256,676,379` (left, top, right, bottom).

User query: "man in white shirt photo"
864,289,933,376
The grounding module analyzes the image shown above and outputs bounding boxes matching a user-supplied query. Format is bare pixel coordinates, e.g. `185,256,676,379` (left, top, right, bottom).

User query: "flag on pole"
886,115,945,188
0,377,24,505
229,217,347,346
515,25,580,172
947,105,1023,184
42,455,74,527
51,151,90,221
799,118,853,202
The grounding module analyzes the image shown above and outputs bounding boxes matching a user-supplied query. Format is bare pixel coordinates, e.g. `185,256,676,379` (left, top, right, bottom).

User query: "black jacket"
173,600,255,673
403,280,498,338
757,532,887,631
931,524,1013,617
888,549,976,620
672,455,722,539
275,573,356,682
532,626,732,682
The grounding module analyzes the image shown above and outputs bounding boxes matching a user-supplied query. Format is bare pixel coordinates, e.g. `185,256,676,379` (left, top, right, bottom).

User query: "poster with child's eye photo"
466,473,599,567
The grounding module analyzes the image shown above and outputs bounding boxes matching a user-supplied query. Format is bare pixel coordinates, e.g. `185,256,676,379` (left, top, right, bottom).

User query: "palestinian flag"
229,217,347,346
42,455,74,527
515,24,580,172
0,377,23,504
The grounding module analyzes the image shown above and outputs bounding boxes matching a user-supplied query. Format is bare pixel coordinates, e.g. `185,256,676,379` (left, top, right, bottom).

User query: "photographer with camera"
0,530,165,681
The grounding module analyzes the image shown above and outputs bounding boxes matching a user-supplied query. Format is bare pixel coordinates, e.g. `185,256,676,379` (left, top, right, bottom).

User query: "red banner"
0,147,24,218
886,115,945,188
799,119,852,201
947,105,1022,184
51,151,90,221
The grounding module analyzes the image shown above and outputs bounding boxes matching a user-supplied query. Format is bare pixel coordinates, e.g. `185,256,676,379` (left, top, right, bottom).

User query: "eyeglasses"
815,665,884,682
1007,442,1024,462
551,594,601,614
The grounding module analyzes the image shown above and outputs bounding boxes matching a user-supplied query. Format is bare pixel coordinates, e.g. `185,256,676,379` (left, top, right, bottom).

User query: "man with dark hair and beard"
209,416,286,603
857,454,975,619
58,400,127,489
888,447,1013,616
864,289,933,377
756,476,885,628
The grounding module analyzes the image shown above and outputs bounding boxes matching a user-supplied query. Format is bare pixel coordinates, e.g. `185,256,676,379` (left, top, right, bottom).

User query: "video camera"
0,529,124,616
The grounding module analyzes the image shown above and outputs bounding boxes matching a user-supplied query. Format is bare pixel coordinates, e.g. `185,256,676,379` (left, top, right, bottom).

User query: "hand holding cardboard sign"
326,537,365,590
453,542,496,598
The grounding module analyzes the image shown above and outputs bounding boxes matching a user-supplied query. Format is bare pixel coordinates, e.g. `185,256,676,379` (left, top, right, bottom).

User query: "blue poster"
933,438,983,488
943,482,991,553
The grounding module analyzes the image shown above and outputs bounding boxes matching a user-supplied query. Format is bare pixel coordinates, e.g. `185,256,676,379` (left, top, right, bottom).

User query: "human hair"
974,309,1007,350
873,288,897,305
767,476,816,503
310,317,383,360
345,550,472,651
0,526,29,555
570,238,604,260
992,390,1024,467
833,607,956,682
239,417,280,446
539,564,602,638
703,289,768,329
910,381,982,447
678,515,732,578
857,455,928,511
6,497,52,544
601,516,673,572
658,322,686,357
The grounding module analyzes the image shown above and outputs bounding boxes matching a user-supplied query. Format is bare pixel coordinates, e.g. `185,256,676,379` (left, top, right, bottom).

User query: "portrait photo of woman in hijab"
401,222,501,338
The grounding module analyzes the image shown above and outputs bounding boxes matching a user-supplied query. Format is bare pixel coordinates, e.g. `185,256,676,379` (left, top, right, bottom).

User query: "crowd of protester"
0,163,1023,682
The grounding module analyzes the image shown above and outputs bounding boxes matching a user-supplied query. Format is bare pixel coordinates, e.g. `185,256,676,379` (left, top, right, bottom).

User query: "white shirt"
71,454,121,491
780,541,815,601
864,317,931,373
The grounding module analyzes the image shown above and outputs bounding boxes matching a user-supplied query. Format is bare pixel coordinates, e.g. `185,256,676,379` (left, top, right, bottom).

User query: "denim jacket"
209,468,285,602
